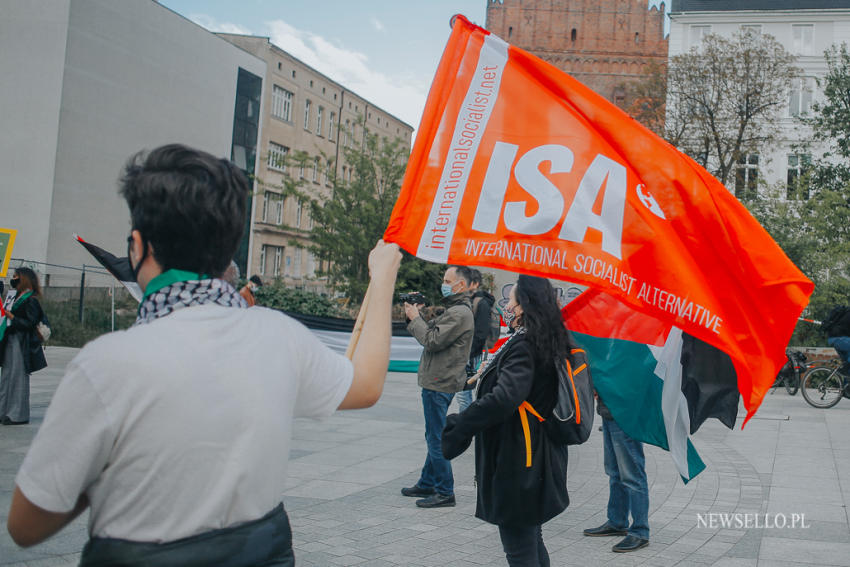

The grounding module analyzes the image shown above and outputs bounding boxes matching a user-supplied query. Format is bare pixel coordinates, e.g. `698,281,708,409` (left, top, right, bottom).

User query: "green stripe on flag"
574,331,705,482
388,360,419,373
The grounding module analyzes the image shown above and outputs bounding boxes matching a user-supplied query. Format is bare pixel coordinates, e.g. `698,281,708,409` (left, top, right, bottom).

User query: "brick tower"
485,0,668,108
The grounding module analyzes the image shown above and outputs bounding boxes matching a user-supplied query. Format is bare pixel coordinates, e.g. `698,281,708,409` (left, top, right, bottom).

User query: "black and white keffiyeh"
135,278,247,326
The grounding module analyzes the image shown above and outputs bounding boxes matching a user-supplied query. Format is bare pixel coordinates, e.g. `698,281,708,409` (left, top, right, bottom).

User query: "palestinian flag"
75,235,143,302
564,289,739,482
0,302,7,343
283,311,423,372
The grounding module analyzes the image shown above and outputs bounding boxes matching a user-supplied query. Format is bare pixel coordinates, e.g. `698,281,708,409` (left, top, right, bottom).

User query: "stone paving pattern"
2,347,850,566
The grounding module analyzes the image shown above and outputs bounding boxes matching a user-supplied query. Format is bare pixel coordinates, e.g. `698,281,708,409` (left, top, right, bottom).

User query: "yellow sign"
0,228,17,278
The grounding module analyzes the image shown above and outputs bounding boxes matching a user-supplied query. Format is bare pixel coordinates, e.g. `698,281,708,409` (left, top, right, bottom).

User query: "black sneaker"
401,485,435,498
583,523,628,537
612,535,649,553
415,493,456,508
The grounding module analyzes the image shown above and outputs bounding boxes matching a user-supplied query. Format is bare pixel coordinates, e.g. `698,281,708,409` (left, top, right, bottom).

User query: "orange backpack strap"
518,401,545,468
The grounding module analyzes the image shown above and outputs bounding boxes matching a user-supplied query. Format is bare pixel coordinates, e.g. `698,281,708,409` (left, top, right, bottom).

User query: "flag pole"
346,283,372,360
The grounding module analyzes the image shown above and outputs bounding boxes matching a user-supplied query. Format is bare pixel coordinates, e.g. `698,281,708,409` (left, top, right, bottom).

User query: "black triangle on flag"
75,235,143,302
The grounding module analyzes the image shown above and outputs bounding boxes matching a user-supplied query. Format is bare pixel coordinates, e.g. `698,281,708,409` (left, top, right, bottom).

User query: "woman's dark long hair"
514,275,571,362
14,267,42,298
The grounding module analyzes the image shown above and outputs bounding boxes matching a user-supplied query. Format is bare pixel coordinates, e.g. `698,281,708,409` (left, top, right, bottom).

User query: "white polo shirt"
16,304,353,542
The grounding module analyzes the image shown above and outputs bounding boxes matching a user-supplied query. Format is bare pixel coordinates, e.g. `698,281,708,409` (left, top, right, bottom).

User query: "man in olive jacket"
402,265,474,508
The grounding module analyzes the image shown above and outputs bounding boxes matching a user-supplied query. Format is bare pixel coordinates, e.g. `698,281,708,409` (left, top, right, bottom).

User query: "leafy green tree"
666,30,798,186
289,123,444,304
747,44,850,345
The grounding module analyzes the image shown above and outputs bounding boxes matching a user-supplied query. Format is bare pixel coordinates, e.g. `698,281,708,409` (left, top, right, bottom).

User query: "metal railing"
8,258,127,331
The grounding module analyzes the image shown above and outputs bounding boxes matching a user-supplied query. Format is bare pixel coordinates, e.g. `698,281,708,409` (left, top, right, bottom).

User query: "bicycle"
800,359,850,408
770,349,808,396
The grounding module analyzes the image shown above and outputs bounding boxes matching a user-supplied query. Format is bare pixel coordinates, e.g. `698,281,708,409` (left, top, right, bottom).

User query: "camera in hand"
399,291,427,305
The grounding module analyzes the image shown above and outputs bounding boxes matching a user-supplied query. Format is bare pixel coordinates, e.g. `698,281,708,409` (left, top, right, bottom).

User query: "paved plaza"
2,347,850,566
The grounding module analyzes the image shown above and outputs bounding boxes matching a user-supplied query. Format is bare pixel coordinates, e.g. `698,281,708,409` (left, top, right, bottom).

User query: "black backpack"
822,305,850,337
543,347,595,445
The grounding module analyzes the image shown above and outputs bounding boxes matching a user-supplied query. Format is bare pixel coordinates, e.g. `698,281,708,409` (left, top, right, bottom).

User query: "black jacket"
1,294,47,373
442,333,569,526
469,291,495,358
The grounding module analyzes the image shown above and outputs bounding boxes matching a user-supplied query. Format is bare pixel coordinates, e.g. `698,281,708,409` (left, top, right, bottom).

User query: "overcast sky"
158,1,668,131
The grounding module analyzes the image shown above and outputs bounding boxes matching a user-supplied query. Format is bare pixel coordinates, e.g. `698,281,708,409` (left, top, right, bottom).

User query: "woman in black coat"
0,267,47,425
442,275,570,567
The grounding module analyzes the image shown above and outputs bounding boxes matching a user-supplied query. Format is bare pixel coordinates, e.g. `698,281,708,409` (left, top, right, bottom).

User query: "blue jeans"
828,337,850,364
498,524,549,567
418,388,455,496
603,418,649,540
456,389,472,412
458,353,485,412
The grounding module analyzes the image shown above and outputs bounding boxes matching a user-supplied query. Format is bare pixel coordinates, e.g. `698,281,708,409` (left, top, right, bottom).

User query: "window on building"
509,26,513,40
789,77,814,116
343,119,350,146
307,252,316,277
316,106,324,136
294,248,302,278
299,160,305,179
284,255,292,276
793,24,814,55
291,70,296,78
273,247,283,277
787,154,811,199
295,199,302,228
308,209,314,230
262,192,270,222
259,245,267,276
690,25,711,48
275,195,283,224
326,159,332,185
329,111,336,140
634,32,640,44
734,154,759,200
312,156,319,182
272,85,293,121
303,99,311,130
309,80,314,88
267,142,288,172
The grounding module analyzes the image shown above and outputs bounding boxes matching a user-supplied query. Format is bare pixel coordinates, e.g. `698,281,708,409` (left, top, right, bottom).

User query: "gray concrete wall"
2,0,265,284
0,0,71,263
45,0,265,283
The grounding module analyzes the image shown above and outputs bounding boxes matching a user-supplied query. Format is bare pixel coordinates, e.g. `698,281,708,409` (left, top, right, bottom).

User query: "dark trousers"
498,524,549,567
79,504,294,567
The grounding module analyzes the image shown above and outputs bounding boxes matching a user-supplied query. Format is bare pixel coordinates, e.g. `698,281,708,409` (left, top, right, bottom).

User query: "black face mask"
126,234,148,283
10,277,19,289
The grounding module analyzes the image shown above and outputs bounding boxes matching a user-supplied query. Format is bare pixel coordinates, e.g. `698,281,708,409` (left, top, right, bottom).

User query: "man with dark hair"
8,144,402,565
457,268,496,411
401,265,473,508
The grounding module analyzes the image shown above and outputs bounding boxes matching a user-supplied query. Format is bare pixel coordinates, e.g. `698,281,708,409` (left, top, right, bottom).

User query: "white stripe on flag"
308,329,424,361
650,327,693,480
416,33,509,263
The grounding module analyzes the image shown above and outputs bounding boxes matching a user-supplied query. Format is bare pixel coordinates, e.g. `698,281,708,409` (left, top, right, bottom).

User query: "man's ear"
129,230,145,265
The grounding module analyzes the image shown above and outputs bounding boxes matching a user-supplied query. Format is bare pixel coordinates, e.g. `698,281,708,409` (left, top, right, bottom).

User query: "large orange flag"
384,15,813,422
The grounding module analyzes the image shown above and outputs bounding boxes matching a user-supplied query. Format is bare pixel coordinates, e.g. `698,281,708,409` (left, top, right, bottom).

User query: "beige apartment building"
218,34,413,293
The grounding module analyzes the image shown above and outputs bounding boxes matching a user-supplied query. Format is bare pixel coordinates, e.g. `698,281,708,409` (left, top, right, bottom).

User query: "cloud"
371,18,385,32
266,19,427,131
189,14,251,35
